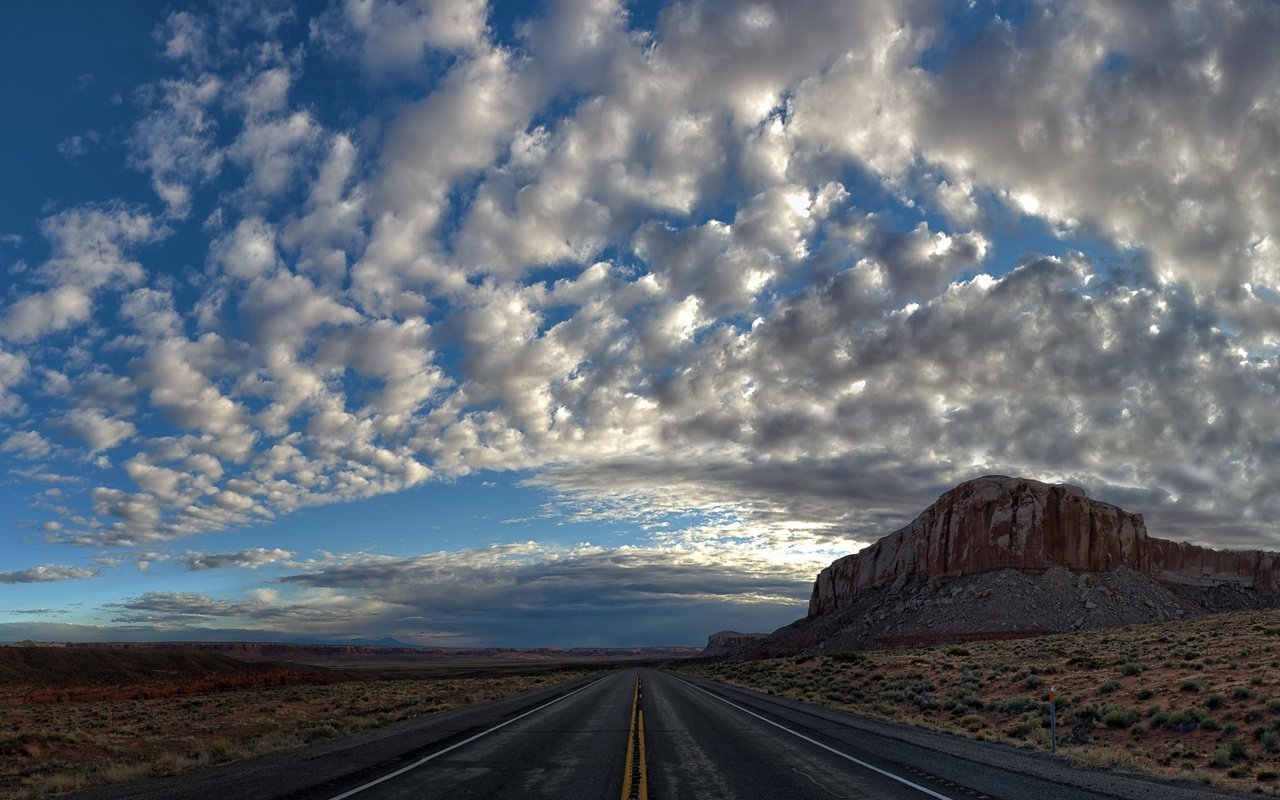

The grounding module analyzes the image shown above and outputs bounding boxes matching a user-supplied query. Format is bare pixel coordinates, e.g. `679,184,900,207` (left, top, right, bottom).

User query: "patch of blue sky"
1099,51,1135,79
0,580,110,627
917,0,1037,75
0,4,161,237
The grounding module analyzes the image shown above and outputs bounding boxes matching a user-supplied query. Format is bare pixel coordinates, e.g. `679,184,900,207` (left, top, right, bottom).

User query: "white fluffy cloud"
7,1,1280,643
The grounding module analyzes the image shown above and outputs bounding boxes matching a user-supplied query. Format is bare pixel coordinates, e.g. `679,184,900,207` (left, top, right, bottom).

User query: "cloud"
310,0,491,75
56,131,100,161
8,0,1280,636
2,430,53,459
106,588,385,630
57,408,137,452
0,564,99,584
1,205,158,342
128,74,223,217
178,547,293,570
269,541,823,645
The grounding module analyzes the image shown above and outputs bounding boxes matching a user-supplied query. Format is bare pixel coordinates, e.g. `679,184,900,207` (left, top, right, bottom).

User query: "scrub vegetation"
679,609,1280,795
0,663,592,799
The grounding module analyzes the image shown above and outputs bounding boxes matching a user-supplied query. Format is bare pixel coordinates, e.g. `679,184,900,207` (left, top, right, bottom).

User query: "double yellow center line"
620,675,648,800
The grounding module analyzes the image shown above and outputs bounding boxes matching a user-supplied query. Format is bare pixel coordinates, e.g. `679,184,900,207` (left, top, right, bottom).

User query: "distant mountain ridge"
52,640,703,662
0,646,337,702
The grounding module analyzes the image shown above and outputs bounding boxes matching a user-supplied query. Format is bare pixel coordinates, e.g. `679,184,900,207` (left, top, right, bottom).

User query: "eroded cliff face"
809,476,1280,617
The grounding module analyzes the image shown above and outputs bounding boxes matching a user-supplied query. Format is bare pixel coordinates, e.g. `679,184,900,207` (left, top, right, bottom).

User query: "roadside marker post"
1049,686,1056,755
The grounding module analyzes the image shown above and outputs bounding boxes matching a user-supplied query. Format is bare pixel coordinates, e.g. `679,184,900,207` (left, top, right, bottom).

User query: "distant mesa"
726,476,1280,657
701,630,768,656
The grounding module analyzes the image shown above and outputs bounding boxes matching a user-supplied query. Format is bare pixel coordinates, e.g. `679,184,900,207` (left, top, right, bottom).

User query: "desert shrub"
830,652,867,664
1102,707,1140,729
1180,679,1206,693
1117,662,1146,676
1025,675,1045,690
1153,707,1206,732
1232,686,1253,701
945,647,971,657
1006,720,1033,738
959,714,987,731
999,696,1036,715
1069,704,1105,725
1097,679,1121,695
1205,693,1225,710
1135,688,1154,701
203,737,246,762
1201,716,1221,732
943,688,982,714
1258,770,1278,781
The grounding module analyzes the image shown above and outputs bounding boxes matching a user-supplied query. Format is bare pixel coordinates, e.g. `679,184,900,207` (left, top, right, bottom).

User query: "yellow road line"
637,707,648,799
620,676,647,800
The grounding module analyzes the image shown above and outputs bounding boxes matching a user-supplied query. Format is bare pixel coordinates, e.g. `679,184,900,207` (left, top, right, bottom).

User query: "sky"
2,0,1280,647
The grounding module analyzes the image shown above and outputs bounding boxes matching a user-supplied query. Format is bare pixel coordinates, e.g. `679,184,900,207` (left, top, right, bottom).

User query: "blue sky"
2,0,1280,647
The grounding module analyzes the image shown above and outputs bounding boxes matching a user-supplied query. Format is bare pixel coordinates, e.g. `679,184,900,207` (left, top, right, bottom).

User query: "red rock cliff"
809,476,1280,617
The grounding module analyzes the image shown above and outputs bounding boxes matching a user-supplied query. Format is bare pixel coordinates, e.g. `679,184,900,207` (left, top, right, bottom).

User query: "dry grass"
0,668,592,799
679,609,1280,795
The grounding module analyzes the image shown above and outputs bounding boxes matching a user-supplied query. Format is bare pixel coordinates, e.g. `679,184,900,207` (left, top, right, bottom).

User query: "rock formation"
717,476,1280,658
809,475,1280,618
702,631,768,656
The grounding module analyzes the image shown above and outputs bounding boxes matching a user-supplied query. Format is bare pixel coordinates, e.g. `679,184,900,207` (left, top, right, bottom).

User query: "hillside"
680,609,1280,796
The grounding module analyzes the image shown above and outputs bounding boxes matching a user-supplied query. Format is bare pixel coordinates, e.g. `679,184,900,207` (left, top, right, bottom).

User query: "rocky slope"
736,476,1280,657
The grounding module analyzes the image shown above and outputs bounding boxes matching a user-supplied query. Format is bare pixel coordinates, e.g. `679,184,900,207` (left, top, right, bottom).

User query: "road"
69,668,1247,800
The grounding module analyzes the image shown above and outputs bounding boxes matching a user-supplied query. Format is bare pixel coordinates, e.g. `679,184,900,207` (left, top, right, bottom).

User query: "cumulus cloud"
129,76,223,217
178,547,293,570
107,588,385,630
310,0,491,74
2,430,52,459
57,408,137,452
9,0,1280,643
0,564,99,584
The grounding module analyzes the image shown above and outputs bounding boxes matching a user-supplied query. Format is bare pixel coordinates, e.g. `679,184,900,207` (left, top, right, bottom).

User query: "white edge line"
673,675,956,800
327,676,606,800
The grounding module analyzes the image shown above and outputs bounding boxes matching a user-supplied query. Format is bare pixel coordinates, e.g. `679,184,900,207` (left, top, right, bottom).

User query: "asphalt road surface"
69,668,1248,800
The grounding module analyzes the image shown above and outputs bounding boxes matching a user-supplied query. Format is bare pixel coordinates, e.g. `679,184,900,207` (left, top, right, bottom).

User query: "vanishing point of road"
68,668,1247,800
